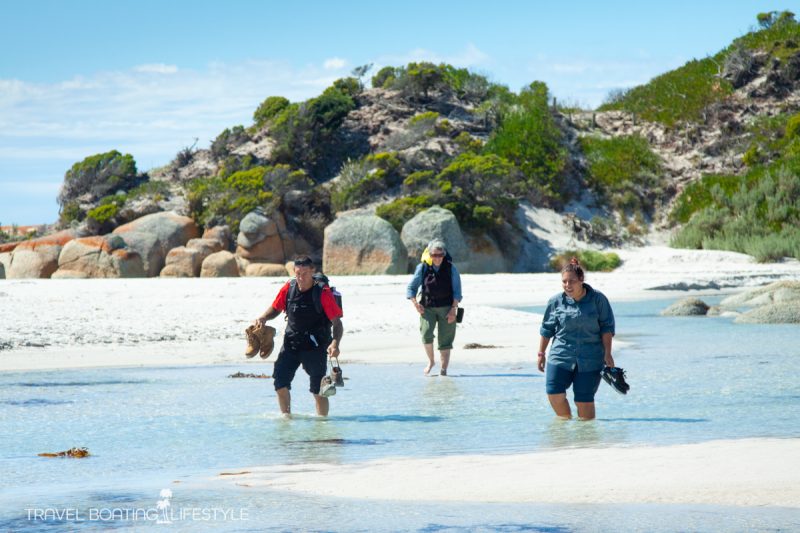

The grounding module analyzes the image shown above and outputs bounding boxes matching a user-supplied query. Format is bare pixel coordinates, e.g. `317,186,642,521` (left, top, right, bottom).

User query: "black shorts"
272,345,327,394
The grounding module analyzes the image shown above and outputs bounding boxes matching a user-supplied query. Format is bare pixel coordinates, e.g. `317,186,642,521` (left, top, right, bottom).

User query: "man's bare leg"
576,402,596,420
439,349,451,376
314,394,329,416
547,393,572,419
276,387,291,415
423,343,435,374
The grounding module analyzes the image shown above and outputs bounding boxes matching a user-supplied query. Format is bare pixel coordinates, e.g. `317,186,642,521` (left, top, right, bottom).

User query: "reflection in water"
421,374,464,412
541,417,629,450
275,418,344,464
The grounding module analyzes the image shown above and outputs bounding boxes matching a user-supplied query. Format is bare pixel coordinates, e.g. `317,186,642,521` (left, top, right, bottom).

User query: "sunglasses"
430,253,445,258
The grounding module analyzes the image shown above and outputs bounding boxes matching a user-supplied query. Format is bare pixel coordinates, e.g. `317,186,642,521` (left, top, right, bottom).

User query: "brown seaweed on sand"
38,447,90,458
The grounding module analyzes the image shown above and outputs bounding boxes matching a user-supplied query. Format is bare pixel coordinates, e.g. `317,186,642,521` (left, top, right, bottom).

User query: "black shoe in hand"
602,366,630,395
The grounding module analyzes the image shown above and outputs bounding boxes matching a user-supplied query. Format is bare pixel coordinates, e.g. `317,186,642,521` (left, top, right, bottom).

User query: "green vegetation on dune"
580,134,666,215
600,11,799,127
484,81,568,200
188,164,312,233
599,55,733,126
671,155,800,262
549,249,622,272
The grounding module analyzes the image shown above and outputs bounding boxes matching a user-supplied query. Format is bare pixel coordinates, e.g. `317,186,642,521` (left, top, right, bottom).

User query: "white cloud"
133,63,179,74
0,59,340,164
323,57,347,70
0,58,351,224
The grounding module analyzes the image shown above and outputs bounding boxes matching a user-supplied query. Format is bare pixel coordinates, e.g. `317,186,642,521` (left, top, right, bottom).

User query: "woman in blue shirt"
537,258,615,420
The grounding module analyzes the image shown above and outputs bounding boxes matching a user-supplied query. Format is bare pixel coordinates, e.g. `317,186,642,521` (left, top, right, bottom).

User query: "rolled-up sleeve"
539,298,558,338
406,263,424,299
450,264,462,302
597,294,615,335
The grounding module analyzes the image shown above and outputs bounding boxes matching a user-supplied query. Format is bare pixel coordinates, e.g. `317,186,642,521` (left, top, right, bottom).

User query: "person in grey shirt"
406,240,462,376
537,257,615,420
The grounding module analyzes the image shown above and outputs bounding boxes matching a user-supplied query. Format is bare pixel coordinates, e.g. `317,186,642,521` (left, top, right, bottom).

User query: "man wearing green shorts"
406,240,463,376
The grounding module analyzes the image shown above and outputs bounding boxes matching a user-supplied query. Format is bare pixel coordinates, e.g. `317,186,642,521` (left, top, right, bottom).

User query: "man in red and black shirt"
255,256,343,416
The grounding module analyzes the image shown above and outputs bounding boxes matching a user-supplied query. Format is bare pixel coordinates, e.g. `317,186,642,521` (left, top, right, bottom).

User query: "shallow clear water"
2,298,799,531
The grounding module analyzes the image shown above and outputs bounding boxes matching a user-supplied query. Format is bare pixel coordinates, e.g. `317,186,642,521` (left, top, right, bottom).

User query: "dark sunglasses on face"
430,253,444,258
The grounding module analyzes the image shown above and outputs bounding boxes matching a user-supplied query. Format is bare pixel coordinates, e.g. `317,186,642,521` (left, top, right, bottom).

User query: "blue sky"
0,0,793,225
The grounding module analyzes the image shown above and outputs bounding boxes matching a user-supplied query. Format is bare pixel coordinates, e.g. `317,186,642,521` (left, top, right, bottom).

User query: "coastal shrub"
454,131,484,153
329,153,403,212
580,134,666,214
549,249,622,272
270,89,357,180
669,173,747,224
211,126,250,159
600,13,799,127
671,157,800,261
740,113,799,168
59,202,84,225
786,113,800,139
330,77,362,98
735,11,798,61
187,163,314,232
126,179,171,201
435,152,522,228
253,96,290,128
403,170,436,188
376,62,502,104
375,195,433,231
371,66,398,89
409,111,439,127
86,202,119,225
484,81,568,200
599,56,732,127
58,150,138,208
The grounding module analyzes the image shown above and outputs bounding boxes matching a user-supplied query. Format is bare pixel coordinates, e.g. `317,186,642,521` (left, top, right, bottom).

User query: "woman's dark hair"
561,257,584,281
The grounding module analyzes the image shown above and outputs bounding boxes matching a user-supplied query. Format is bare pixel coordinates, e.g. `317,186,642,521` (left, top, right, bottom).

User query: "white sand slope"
217,437,800,507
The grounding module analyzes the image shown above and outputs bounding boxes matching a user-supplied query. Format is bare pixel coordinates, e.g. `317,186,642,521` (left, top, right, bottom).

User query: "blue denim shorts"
545,362,602,402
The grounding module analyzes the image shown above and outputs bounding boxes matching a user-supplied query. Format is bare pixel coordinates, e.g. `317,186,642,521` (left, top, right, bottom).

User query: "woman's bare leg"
423,343,435,374
547,393,572,419
576,402,596,420
439,349,450,375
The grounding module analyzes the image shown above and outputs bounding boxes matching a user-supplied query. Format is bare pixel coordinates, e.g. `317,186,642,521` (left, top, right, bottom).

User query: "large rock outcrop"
245,263,289,277
6,230,76,279
202,225,232,250
323,214,408,275
235,211,311,264
400,207,469,269
160,238,224,277
200,251,240,277
720,280,800,308
112,212,199,276
464,233,508,274
735,301,800,324
0,250,10,279
53,235,145,278
721,280,800,324
660,298,710,316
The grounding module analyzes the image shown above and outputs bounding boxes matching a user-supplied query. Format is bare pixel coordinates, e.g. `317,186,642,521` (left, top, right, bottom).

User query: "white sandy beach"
2,245,800,509
2,246,799,372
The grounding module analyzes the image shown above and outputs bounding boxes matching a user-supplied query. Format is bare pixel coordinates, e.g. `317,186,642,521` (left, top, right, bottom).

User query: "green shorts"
420,305,457,350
